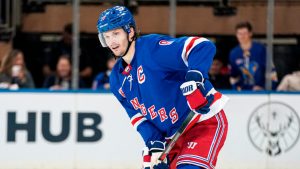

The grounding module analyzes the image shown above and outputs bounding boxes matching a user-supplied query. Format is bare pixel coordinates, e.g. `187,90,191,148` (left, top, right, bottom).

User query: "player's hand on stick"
180,70,214,114
142,141,169,169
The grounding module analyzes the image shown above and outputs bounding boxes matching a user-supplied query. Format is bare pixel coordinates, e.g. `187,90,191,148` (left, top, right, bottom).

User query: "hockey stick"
158,110,200,162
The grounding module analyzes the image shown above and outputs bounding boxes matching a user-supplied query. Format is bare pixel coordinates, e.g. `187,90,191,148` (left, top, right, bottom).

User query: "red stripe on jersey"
185,37,199,58
131,116,144,126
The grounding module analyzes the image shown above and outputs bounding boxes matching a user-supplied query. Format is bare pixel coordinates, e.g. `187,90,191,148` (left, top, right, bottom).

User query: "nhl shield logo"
247,102,300,156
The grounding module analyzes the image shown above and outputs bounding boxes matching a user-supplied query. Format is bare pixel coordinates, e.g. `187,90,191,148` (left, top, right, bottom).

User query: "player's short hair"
235,21,252,32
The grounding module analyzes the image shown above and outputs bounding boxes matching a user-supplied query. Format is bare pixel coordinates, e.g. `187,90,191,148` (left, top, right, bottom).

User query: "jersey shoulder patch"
158,40,174,45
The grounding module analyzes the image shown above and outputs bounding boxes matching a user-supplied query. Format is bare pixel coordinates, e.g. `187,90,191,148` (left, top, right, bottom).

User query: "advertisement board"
0,91,299,169
218,93,300,169
0,92,144,169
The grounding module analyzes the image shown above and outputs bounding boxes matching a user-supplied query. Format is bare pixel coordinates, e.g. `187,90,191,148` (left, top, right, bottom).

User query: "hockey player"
97,6,229,169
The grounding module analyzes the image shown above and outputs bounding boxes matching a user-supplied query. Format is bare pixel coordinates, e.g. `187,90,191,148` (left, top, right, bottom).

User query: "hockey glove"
142,146,169,169
180,70,214,114
144,141,168,169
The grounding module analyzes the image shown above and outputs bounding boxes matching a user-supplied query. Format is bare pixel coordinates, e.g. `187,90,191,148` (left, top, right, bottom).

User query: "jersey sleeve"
145,35,216,79
180,37,216,78
109,72,164,144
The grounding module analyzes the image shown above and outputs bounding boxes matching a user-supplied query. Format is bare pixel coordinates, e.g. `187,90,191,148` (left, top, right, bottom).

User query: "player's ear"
128,27,135,42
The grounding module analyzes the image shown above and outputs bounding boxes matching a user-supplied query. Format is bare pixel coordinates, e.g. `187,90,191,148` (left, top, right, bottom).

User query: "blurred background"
0,0,300,169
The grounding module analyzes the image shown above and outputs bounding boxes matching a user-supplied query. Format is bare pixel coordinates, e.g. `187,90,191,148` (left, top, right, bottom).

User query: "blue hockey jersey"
229,42,266,90
110,34,229,145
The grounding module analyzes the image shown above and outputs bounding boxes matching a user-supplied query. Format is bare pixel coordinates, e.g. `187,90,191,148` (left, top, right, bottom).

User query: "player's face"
103,28,129,56
236,28,252,44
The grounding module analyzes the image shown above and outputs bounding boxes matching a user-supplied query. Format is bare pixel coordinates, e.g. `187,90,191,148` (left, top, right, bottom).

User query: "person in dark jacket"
43,55,85,90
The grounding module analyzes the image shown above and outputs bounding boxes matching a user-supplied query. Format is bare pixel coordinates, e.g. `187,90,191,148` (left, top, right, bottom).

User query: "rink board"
0,91,299,169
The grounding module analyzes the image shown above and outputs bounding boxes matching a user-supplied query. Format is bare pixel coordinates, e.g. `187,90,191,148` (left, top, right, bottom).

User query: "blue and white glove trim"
147,141,166,153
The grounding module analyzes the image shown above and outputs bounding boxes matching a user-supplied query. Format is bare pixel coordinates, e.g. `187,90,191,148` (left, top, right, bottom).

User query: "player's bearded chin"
115,40,130,58
109,46,122,58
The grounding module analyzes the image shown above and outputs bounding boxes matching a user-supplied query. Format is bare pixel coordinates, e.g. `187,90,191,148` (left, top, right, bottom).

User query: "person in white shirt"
277,68,300,91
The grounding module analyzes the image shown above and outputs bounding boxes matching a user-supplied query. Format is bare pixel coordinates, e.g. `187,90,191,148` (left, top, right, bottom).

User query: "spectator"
92,55,116,90
229,21,266,91
209,58,231,89
0,49,35,89
277,66,300,91
43,55,85,90
43,23,93,85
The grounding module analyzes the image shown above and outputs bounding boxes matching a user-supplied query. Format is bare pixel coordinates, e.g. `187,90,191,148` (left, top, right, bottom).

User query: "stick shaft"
158,111,196,161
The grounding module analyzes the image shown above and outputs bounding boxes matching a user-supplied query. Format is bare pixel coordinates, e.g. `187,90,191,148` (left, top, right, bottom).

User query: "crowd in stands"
43,24,93,87
0,49,35,89
0,22,299,91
